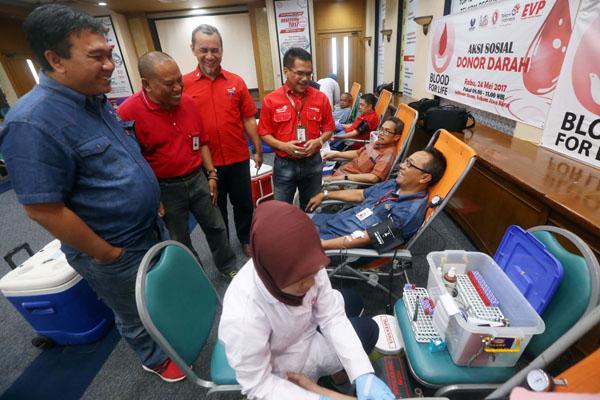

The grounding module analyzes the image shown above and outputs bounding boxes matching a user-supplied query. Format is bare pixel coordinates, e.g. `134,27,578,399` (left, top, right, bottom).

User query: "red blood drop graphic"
523,0,572,95
572,15,600,115
431,22,454,74
439,23,448,56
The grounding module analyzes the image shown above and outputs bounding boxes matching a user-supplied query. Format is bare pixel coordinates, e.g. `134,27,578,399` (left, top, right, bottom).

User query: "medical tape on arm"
351,230,365,239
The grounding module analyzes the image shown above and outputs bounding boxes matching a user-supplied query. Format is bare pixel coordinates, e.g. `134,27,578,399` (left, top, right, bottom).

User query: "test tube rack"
403,287,440,343
456,274,504,322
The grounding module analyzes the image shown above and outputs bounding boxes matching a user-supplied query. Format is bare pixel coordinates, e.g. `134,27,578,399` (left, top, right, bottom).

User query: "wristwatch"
323,190,328,200
206,168,218,175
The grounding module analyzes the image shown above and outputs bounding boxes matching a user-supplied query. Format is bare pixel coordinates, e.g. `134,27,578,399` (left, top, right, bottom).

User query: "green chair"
395,226,600,398
135,240,241,399
526,226,600,356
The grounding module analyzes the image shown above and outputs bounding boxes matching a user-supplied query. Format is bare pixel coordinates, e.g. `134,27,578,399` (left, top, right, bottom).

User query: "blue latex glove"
355,373,395,400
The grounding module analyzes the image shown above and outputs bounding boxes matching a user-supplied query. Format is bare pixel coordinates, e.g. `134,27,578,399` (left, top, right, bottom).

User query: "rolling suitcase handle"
4,243,34,270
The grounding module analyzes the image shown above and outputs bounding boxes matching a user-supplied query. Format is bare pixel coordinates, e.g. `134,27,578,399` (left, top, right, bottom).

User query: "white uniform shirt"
218,262,373,400
317,77,341,108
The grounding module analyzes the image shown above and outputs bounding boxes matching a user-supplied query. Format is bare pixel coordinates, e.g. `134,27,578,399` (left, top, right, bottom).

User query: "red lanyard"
374,190,427,207
284,91,307,123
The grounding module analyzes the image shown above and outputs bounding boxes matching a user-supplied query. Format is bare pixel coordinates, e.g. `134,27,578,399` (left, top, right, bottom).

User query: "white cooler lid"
372,314,404,355
250,159,273,178
0,239,80,294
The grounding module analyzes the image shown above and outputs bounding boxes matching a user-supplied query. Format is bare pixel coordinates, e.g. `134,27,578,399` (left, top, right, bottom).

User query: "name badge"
192,136,200,151
296,125,306,142
355,208,373,221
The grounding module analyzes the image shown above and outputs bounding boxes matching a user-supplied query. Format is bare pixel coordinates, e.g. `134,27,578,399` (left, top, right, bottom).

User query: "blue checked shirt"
313,179,428,240
0,72,164,259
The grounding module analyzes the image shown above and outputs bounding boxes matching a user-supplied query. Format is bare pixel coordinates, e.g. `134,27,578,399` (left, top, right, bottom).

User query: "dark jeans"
158,169,237,275
273,153,323,210
339,289,379,354
216,160,254,245
69,236,166,367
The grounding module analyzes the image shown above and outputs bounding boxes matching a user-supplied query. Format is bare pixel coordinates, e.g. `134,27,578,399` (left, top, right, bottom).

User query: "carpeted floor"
0,152,477,399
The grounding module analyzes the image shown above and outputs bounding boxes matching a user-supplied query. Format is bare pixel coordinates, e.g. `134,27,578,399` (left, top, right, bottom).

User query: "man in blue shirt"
333,92,353,131
306,148,447,249
0,5,184,382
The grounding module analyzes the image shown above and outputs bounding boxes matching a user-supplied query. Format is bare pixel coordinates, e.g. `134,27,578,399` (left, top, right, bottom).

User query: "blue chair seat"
210,339,238,385
395,300,516,386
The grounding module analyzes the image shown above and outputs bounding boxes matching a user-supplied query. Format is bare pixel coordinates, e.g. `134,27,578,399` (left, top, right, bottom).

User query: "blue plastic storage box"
494,225,563,315
0,240,114,345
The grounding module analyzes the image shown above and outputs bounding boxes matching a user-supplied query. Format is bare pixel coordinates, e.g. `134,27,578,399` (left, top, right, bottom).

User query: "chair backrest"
386,104,419,179
524,226,600,357
350,82,361,112
405,129,477,249
374,89,392,129
136,241,220,385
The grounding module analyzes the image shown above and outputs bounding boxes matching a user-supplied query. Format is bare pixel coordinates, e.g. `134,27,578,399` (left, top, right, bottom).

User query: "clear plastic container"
426,250,545,367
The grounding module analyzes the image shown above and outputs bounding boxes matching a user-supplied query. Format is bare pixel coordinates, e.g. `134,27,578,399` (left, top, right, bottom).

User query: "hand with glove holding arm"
355,373,395,400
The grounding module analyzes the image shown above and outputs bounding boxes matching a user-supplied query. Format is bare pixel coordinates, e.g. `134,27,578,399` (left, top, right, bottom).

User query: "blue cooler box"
0,240,114,345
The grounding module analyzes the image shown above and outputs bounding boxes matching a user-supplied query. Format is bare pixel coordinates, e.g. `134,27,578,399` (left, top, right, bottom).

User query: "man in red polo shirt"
332,93,379,149
258,48,336,210
118,51,238,278
183,24,261,259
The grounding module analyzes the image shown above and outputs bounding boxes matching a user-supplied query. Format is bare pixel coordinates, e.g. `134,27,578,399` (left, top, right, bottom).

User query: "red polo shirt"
182,67,257,166
117,91,208,179
345,109,379,149
346,110,379,138
258,83,335,158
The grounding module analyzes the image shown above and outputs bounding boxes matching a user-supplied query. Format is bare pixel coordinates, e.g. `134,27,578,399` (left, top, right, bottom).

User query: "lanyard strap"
374,190,427,207
285,90,308,124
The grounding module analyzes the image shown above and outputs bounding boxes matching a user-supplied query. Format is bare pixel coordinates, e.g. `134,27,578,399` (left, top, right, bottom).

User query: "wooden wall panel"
447,164,549,255
314,0,364,33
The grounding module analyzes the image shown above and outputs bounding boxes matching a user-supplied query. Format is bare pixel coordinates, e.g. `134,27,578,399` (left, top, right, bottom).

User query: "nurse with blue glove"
219,201,394,400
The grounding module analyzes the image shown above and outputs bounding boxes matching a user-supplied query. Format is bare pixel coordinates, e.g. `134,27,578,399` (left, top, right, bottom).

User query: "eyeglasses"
404,159,431,174
379,127,397,136
288,69,313,78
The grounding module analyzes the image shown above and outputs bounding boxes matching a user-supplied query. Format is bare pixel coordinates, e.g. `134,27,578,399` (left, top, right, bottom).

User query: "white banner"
274,0,311,83
376,0,386,87
401,0,419,97
426,0,578,128
97,16,133,105
451,0,501,14
542,0,600,168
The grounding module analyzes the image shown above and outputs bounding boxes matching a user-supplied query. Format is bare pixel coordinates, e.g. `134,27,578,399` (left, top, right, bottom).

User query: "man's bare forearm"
333,130,358,140
328,188,365,203
23,202,121,262
343,173,380,184
322,232,371,249
243,116,263,154
200,145,215,171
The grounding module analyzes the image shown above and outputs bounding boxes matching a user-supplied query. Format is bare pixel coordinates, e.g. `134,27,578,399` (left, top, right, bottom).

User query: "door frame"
316,29,364,93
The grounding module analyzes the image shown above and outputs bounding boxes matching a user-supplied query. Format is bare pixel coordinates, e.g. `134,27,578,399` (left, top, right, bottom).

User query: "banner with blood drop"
542,0,600,168
426,0,579,128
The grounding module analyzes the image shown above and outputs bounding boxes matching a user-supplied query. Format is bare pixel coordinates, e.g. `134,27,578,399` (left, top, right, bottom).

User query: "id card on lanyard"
190,133,201,152
356,190,427,221
285,91,307,142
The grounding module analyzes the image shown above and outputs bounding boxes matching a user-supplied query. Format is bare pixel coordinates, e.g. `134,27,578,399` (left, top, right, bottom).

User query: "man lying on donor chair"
307,148,447,250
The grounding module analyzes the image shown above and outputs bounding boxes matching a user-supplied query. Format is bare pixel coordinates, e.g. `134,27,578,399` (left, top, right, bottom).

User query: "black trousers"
216,159,254,245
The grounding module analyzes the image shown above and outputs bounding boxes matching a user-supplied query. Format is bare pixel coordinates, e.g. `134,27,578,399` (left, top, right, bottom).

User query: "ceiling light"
98,2,107,6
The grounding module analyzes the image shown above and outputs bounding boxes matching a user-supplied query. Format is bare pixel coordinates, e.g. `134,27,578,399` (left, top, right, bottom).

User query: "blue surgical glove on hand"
355,373,395,400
